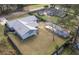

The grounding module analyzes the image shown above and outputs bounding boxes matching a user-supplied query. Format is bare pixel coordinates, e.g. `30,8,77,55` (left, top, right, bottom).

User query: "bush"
55,45,59,50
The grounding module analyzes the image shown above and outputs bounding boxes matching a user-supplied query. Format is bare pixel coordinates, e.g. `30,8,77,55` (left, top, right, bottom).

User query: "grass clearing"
61,47,77,55
31,12,60,23
0,25,17,54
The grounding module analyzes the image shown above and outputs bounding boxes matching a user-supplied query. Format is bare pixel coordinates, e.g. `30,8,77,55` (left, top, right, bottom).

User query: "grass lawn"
32,13,60,23
41,15,60,23
61,48,73,55
0,25,7,42
61,47,77,55
0,25,13,49
0,25,17,55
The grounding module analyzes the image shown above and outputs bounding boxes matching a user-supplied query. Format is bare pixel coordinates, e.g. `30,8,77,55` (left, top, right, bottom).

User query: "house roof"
13,20,30,36
13,20,37,39
7,16,38,40
20,16,38,22
18,20,37,30
19,19,38,28
7,20,17,28
7,15,38,28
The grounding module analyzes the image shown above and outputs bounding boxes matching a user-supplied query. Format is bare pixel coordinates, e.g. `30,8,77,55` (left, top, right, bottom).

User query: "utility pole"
53,30,55,41
52,24,55,41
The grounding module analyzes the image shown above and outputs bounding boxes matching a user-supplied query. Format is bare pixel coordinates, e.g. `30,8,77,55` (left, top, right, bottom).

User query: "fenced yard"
7,22,68,55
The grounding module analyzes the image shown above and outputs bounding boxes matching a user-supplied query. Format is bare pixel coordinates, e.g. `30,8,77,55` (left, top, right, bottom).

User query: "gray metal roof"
7,15,38,28
19,20,38,27
7,15,38,40
13,20,30,38
20,16,38,22
7,20,17,28
20,16,38,27
13,20,37,39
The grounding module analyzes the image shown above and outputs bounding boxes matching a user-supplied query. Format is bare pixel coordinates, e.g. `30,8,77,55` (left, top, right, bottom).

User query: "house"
6,16,39,40
38,7,66,17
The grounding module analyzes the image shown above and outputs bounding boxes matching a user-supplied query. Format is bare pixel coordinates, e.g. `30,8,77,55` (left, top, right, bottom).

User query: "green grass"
32,13,60,23
0,25,7,41
61,47,76,55
62,48,72,55
0,25,13,49
41,15,60,23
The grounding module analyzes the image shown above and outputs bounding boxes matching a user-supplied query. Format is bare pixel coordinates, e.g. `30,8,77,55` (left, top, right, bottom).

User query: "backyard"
7,22,69,55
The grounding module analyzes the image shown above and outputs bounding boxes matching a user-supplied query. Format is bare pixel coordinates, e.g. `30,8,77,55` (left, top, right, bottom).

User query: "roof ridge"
17,20,37,30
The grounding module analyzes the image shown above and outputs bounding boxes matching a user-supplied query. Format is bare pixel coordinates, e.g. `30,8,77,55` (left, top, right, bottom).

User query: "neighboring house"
37,7,66,17
6,16,39,40
45,22,70,38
